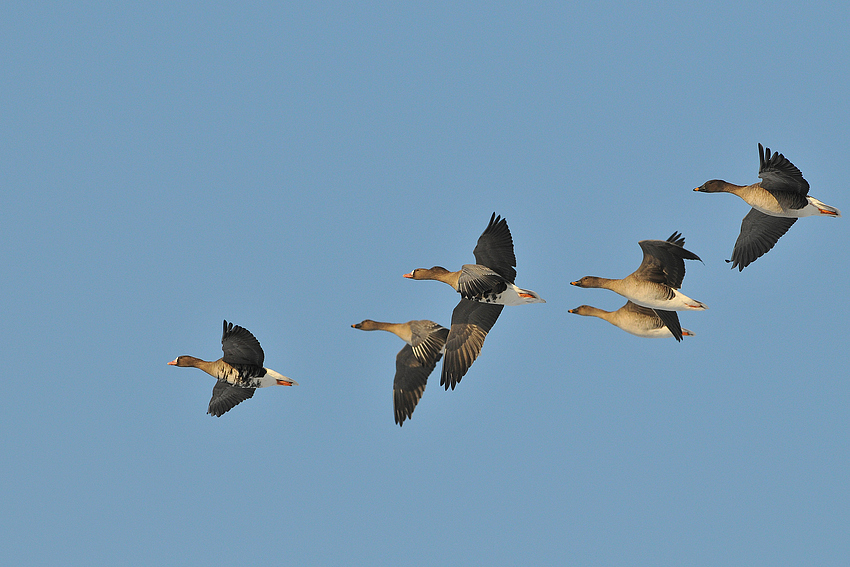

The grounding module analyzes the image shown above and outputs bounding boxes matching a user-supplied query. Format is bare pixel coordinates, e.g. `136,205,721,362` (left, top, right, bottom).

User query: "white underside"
626,289,707,311
488,283,546,306
261,367,298,387
622,325,693,339
753,196,842,218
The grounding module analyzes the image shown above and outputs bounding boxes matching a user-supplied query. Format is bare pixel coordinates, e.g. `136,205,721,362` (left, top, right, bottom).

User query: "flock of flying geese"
168,143,840,423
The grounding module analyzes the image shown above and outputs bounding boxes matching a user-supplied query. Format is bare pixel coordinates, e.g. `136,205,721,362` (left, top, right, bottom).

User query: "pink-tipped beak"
402,272,413,278
167,359,177,366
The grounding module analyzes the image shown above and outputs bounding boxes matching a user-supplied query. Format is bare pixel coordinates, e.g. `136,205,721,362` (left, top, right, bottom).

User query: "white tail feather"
807,197,841,217
263,367,298,387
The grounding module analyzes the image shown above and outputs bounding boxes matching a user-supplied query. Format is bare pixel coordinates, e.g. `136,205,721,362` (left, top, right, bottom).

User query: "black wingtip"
666,231,685,247
665,232,703,262
440,374,459,391
487,211,505,231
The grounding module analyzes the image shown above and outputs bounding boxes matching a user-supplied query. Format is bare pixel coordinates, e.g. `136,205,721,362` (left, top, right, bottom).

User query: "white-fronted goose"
352,319,449,426
403,213,544,389
168,320,297,416
568,301,694,340
570,232,705,341
695,143,841,270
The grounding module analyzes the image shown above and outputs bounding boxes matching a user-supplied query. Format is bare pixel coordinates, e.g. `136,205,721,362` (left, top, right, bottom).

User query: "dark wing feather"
653,309,683,342
441,299,504,390
758,143,809,198
635,232,701,289
729,208,797,271
408,321,450,367
208,381,255,417
472,212,517,283
622,301,683,341
221,320,265,367
456,264,509,299
393,343,441,426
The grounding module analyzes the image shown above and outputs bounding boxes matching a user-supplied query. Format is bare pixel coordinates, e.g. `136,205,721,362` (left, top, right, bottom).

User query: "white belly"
627,289,707,311
478,283,545,306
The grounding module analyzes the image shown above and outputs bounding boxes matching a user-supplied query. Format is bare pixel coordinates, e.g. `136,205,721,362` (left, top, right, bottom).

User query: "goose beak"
277,378,298,386
402,272,413,279
167,359,178,365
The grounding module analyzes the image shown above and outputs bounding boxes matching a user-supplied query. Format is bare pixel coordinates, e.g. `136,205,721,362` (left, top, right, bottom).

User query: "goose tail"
807,197,841,217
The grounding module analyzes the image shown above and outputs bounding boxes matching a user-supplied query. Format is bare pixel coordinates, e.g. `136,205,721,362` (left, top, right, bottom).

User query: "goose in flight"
568,301,694,340
352,319,449,426
168,320,297,416
404,213,545,389
570,232,705,341
694,143,840,270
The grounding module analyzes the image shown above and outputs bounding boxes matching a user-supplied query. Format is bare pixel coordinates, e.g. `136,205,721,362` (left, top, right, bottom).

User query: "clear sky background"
2,2,848,565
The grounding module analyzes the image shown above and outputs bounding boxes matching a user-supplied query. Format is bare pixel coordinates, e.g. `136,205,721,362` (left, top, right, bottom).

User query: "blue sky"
2,1,849,565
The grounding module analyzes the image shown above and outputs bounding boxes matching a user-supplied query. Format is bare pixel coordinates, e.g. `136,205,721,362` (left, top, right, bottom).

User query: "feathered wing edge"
729,209,797,271
441,300,504,390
